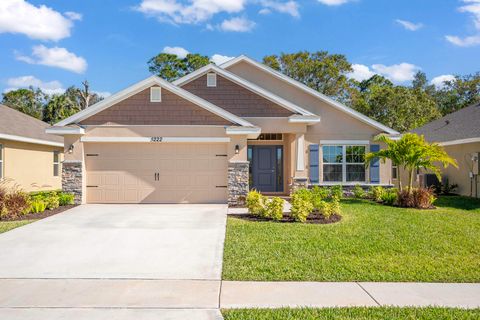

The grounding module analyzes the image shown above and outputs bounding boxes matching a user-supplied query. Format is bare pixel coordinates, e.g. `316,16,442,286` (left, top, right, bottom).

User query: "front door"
250,146,283,192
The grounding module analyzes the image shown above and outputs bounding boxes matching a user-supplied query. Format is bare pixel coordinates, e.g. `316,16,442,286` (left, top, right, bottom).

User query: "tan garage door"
85,143,228,203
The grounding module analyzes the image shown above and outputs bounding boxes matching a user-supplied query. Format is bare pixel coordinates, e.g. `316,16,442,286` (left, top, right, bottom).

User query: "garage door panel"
85,143,228,203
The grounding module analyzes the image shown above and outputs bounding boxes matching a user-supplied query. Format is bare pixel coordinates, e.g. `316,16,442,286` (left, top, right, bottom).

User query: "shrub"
0,189,31,220
311,186,329,210
265,197,284,221
330,198,342,217
30,200,47,213
329,185,343,200
352,185,366,199
397,189,414,208
290,188,314,223
368,186,385,202
381,189,398,206
58,192,75,206
412,187,436,209
31,191,60,210
246,190,267,217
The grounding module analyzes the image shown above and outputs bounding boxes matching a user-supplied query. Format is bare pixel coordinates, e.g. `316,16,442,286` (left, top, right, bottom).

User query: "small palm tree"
366,133,457,192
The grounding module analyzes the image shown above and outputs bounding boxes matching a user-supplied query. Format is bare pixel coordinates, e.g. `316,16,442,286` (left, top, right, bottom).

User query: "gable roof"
55,76,255,128
173,63,316,117
412,103,480,145
221,55,399,135
0,104,63,147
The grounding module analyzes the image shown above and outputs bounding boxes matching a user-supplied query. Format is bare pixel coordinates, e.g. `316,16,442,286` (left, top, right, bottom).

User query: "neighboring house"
409,103,480,198
0,104,64,192
46,56,399,205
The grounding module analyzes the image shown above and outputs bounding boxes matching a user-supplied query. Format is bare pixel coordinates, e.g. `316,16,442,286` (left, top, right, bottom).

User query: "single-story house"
0,104,64,192
410,103,480,198
46,56,399,205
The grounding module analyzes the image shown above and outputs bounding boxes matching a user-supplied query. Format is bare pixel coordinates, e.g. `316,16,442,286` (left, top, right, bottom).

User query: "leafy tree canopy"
148,53,210,81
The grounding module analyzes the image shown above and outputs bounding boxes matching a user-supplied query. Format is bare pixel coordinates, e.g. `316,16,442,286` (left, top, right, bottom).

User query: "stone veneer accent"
62,161,83,204
228,161,249,207
291,177,309,194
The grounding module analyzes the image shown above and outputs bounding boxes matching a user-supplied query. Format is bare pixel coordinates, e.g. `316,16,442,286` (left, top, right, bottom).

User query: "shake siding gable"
182,74,294,117
80,86,232,126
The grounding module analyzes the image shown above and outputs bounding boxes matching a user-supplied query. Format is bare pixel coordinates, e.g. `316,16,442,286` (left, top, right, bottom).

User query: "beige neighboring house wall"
0,139,63,192
0,104,64,192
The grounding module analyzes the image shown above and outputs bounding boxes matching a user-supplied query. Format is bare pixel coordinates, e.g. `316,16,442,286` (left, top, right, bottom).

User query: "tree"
64,81,103,110
432,73,480,115
2,87,46,119
366,133,457,192
262,51,353,103
43,94,79,124
351,79,441,132
148,53,210,81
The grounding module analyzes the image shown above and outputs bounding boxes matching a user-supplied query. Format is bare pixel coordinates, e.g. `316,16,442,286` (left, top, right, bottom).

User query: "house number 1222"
151,137,163,142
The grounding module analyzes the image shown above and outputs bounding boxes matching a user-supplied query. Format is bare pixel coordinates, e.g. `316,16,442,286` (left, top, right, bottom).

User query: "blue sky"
1,0,479,96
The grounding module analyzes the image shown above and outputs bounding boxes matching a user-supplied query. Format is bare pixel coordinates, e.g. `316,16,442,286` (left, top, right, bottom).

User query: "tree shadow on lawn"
434,196,480,211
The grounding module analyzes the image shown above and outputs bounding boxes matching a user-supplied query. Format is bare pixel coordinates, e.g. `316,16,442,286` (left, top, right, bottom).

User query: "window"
0,144,3,180
53,151,60,177
150,87,162,102
322,145,366,183
207,73,217,87
248,133,283,141
392,164,398,179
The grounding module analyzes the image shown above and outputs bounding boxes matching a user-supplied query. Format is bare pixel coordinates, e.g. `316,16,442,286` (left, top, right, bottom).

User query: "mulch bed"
230,212,342,224
1,205,78,222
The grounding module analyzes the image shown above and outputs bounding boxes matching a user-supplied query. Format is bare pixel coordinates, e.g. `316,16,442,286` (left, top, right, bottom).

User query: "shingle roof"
412,103,480,143
0,104,63,144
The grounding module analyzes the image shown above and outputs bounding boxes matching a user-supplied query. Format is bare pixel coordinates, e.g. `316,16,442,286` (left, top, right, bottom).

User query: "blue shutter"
309,144,319,184
369,144,380,184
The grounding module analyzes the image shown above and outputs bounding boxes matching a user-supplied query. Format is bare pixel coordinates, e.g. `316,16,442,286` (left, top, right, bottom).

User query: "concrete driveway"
0,204,227,280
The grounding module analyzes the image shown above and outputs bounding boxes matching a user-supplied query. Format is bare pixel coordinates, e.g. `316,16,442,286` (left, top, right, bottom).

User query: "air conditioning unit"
423,174,440,189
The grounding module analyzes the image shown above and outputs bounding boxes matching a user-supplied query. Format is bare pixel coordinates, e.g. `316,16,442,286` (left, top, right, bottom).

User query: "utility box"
473,152,479,175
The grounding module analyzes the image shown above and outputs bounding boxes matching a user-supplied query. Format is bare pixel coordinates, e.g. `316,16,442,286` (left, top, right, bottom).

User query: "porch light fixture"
68,144,74,154
235,145,239,154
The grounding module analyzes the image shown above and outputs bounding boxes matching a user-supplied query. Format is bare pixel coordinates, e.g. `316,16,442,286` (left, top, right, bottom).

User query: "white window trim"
207,73,217,87
0,144,3,180
296,134,305,171
53,151,60,177
150,87,162,102
321,144,367,183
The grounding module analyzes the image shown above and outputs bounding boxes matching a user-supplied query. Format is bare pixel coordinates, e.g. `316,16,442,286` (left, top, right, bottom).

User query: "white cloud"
219,17,255,32
260,1,300,17
5,75,65,95
445,34,480,47
0,0,79,41
446,0,480,47
396,19,423,31
347,64,376,82
371,63,420,83
135,0,246,24
317,0,354,6
162,46,190,58
15,45,87,74
64,11,82,21
431,75,456,88
211,54,234,65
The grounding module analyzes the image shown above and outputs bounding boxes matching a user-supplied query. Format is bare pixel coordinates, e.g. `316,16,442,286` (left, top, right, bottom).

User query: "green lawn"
222,307,480,320
223,196,480,282
0,220,35,234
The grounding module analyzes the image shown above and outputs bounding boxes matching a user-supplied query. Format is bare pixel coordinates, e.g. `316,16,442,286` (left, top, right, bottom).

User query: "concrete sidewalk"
220,281,480,309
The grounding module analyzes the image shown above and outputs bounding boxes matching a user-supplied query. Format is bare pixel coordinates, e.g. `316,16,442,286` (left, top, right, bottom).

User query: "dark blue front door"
250,146,283,192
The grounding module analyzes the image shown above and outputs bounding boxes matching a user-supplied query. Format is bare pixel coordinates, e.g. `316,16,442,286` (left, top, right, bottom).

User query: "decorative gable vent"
150,87,162,102
207,73,217,87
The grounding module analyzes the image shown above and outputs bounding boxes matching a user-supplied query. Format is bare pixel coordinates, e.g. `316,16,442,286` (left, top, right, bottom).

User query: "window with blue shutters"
309,144,319,183
369,144,380,184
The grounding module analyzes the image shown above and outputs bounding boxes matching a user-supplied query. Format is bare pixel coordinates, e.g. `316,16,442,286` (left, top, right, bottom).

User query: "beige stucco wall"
227,61,393,185
399,142,480,197
0,139,63,192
